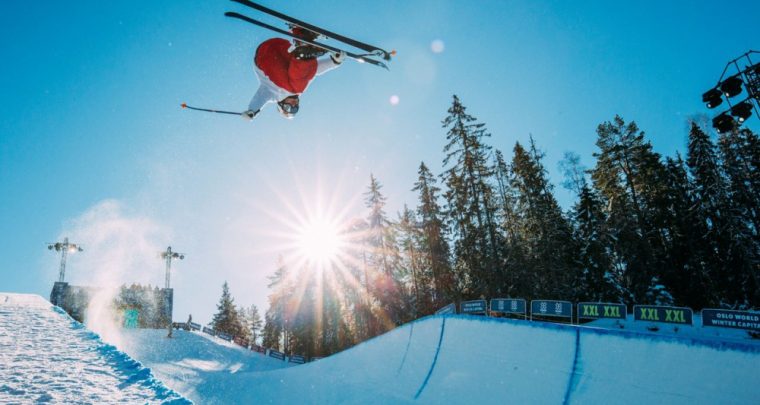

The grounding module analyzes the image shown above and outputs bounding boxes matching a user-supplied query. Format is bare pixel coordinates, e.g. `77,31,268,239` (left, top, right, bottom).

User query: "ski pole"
181,103,242,116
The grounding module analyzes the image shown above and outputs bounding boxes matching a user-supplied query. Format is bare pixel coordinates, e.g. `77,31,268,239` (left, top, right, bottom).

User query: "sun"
296,217,345,267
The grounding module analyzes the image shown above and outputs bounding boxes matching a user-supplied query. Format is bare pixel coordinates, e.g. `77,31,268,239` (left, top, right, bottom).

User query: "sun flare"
296,217,345,267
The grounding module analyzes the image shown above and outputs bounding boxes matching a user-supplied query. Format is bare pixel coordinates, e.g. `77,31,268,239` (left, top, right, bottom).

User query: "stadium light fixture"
701,50,760,132
160,246,185,289
47,237,83,283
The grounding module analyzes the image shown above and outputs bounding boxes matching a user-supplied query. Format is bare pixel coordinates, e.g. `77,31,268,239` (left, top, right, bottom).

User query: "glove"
241,110,257,121
331,51,346,65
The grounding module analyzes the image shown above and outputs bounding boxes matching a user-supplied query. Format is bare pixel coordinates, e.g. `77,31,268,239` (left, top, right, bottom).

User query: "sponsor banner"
634,305,693,325
124,309,139,329
490,298,526,315
202,326,215,336
577,302,627,320
268,349,285,361
189,322,202,331
435,303,456,315
531,300,573,319
461,299,488,315
217,332,233,341
702,309,760,331
289,355,306,364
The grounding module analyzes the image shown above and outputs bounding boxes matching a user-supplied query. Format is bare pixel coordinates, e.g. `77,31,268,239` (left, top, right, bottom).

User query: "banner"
123,309,139,329
530,300,573,319
217,332,233,341
202,326,215,336
490,298,526,315
461,299,488,315
633,305,693,325
702,309,760,331
268,349,285,361
289,355,306,364
577,302,627,320
435,303,456,315
189,322,201,331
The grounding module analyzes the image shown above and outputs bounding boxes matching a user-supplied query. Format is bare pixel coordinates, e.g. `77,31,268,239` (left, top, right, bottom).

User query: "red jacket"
255,38,317,94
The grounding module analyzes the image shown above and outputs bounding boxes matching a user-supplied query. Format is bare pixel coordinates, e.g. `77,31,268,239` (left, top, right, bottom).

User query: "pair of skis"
182,0,394,116
227,0,394,69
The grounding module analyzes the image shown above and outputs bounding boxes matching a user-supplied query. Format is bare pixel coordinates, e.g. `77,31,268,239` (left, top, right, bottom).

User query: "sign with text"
202,326,215,336
289,355,306,364
189,322,201,331
268,349,285,361
531,300,573,319
634,305,693,325
490,298,526,315
461,300,488,315
217,332,233,341
577,302,627,320
435,303,456,315
702,309,760,331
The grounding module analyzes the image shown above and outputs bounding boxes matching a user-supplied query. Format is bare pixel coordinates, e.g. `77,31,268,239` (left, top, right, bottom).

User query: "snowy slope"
163,314,759,404
117,328,293,404
0,293,189,404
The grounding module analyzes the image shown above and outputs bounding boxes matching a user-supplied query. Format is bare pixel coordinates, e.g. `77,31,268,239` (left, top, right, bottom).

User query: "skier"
242,28,345,120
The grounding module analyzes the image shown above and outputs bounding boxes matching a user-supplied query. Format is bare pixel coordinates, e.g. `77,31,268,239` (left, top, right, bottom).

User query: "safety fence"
169,300,758,368
436,298,760,334
171,321,317,364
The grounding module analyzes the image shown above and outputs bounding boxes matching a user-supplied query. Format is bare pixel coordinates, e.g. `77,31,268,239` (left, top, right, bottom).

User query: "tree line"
213,95,759,358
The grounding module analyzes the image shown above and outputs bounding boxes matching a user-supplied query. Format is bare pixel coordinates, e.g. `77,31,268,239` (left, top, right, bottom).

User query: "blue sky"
1,0,759,323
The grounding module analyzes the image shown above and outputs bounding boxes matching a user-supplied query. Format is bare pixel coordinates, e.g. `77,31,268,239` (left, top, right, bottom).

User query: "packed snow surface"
0,293,189,404
117,328,293,403
123,313,760,404
4,292,759,404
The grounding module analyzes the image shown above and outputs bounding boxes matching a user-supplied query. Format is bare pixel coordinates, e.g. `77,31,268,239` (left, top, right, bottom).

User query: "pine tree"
572,183,619,302
664,154,716,307
412,162,454,306
211,282,245,337
591,115,671,304
441,95,501,297
717,128,759,307
509,140,578,300
262,258,291,351
364,174,404,329
396,205,427,318
493,149,525,297
247,304,263,345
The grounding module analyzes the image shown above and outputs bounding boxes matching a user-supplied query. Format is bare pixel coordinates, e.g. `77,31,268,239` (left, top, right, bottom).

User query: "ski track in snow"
0,293,189,404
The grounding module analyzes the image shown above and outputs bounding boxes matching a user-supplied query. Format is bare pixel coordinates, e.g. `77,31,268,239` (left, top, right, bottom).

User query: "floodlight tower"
160,246,185,289
701,50,760,133
47,237,83,282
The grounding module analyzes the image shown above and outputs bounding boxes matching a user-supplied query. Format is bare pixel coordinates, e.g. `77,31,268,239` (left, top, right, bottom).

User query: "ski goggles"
278,96,300,114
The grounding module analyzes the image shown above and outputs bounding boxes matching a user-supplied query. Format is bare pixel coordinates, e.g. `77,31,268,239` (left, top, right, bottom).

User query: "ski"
230,0,394,61
181,103,242,116
225,12,389,69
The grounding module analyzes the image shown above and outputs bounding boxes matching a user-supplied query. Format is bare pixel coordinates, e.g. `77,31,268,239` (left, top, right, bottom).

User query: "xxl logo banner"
634,305,693,325
577,302,627,320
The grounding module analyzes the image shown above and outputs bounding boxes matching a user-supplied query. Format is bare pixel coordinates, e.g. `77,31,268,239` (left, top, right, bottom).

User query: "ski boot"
290,25,327,60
